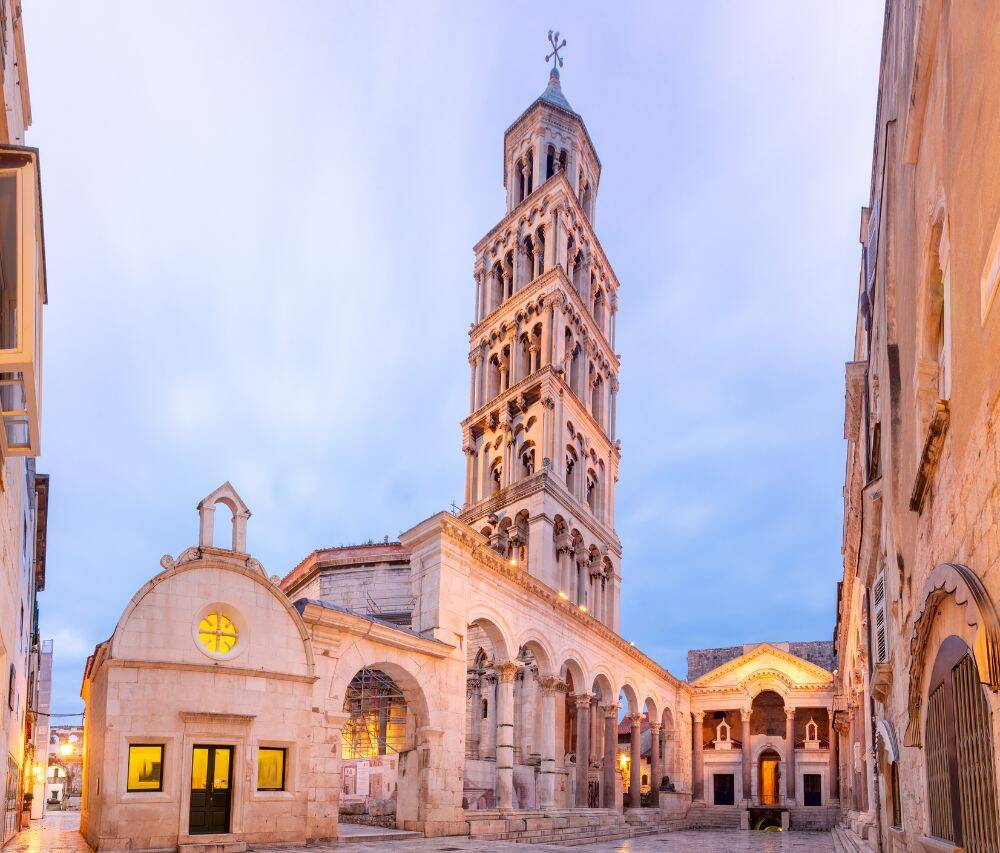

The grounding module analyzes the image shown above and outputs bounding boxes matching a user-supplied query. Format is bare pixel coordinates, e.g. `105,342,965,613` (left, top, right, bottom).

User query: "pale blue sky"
24,2,884,713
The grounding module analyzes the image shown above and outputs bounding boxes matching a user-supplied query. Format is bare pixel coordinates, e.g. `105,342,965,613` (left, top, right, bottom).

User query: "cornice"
105,658,318,685
432,513,685,692
471,267,558,341
459,468,621,553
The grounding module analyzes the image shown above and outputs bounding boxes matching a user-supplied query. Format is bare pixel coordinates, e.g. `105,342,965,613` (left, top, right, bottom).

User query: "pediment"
692,643,833,690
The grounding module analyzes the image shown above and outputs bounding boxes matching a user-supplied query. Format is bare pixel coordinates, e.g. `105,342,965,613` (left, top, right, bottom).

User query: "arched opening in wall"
572,251,586,294
597,461,606,521
566,236,576,279
340,668,408,821
518,334,531,381
528,324,541,373
500,344,511,390
535,227,546,276
511,510,529,567
617,686,640,807
504,251,515,301
487,355,501,400
591,375,604,428
921,221,949,402
545,145,556,180
492,262,504,309
923,635,1000,849
660,707,676,794
580,181,593,222
586,469,598,515
592,288,605,331
757,748,781,809
211,500,236,551
519,441,535,479
489,457,503,497
558,149,568,173
464,619,506,810
569,344,583,398
750,690,786,808
524,150,533,196
565,446,578,497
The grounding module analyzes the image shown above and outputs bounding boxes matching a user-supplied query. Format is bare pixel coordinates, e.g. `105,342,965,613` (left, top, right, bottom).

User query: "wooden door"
189,746,233,835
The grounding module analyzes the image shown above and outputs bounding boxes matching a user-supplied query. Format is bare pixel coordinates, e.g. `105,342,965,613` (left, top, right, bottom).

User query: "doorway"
759,750,780,806
189,746,232,835
803,773,822,806
713,773,735,805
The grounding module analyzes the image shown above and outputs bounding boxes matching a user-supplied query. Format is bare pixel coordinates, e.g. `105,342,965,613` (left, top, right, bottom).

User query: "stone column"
829,711,839,802
741,708,752,804
693,711,705,801
577,553,587,607
463,445,475,506
628,713,643,808
573,694,592,807
495,662,520,811
538,677,560,809
467,676,482,758
649,722,662,807
484,674,497,757
785,707,796,806
601,703,619,810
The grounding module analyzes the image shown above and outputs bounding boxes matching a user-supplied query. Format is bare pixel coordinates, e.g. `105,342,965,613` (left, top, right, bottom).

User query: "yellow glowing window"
198,611,238,654
257,747,286,791
127,744,163,792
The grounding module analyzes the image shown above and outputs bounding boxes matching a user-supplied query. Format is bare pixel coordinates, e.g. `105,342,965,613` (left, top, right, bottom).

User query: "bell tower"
460,39,623,631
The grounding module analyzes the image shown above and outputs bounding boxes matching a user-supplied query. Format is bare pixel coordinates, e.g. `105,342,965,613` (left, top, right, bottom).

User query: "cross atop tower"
546,30,566,72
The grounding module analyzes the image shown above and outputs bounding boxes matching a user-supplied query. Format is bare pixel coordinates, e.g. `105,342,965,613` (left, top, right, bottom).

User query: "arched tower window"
545,145,556,180
565,447,578,496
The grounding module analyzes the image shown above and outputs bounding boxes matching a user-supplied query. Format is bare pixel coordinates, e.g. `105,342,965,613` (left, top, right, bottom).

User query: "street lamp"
58,741,73,758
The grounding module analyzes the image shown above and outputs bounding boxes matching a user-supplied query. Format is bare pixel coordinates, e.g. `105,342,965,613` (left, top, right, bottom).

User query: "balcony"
0,146,46,457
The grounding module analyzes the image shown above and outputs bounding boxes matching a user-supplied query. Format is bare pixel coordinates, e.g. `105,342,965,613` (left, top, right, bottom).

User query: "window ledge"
909,399,950,512
253,790,294,802
871,662,893,704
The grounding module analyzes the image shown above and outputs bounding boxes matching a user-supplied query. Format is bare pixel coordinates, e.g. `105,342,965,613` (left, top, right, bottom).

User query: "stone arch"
618,682,640,716
904,562,1000,746
559,656,586,693
467,610,514,664
591,672,614,703
327,652,436,830
197,482,251,552
516,633,556,678
643,695,659,720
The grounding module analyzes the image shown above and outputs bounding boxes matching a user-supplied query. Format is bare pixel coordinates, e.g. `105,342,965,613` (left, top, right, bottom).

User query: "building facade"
0,0,50,844
835,2,1000,852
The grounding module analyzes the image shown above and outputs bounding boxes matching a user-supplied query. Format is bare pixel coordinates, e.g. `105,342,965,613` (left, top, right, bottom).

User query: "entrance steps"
832,824,877,853
789,805,840,831
337,823,423,844
683,803,741,830
465,808,677,846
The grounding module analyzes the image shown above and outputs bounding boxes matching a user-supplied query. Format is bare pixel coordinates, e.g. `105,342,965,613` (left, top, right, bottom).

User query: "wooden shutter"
865,198,880,292
872,572,888,664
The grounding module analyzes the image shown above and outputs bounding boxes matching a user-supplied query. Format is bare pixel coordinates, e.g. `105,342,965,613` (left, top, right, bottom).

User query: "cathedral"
72,52,860,852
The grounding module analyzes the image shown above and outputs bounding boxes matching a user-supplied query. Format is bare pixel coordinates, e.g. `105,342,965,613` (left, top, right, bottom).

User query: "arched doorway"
758,749,781,806
338,662,430,832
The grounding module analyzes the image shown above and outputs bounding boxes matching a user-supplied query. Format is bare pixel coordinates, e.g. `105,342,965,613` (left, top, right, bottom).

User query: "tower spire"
545,30,566,73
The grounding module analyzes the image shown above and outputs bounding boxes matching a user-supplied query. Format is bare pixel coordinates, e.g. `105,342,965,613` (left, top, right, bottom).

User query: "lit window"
257,747,286,791
127,745,163,792
198,611,238,655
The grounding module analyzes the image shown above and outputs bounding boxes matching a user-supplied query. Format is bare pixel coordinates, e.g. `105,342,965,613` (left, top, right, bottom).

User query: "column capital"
599,703,620,719
571,692,595,709
784,706,797,720
539,676,565,694
495,661,522,683
627,712,644,727
741,708,751,723
649,721,662,734
693,711,705,723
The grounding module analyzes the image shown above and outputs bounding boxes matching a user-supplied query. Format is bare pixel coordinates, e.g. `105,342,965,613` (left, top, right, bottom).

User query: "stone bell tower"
460,45,623,631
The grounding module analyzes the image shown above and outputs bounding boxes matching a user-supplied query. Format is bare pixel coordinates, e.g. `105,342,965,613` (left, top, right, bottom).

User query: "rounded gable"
110,556,314,678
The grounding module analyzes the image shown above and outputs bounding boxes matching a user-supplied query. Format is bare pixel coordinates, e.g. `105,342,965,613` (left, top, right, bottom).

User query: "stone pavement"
253,829,836,851
6,811,92,852
4,813,836,852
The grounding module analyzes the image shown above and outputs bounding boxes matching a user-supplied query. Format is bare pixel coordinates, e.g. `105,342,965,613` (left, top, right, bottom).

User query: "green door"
189,746,232,835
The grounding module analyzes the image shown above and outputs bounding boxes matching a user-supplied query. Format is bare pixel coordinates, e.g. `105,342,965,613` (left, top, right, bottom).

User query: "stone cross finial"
546,30,566,72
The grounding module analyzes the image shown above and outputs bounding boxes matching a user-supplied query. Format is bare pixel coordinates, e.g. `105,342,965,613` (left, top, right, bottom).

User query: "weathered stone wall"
687,640,834,682
319,562,412,623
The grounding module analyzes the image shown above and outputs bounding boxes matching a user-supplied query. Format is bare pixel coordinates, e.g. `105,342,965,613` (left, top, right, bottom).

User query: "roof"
538,68,575,114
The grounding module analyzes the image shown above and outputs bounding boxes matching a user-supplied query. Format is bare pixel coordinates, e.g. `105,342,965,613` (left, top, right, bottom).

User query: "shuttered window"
872,573,888,664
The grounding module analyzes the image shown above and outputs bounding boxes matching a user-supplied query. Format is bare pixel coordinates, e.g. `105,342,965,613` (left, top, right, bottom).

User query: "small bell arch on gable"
197,482,251,553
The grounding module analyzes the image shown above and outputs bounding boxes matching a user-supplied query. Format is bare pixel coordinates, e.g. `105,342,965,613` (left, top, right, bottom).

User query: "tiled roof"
538,69,575,114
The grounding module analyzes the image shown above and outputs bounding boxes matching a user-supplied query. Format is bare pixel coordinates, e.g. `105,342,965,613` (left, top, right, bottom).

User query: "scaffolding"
342,668,407,759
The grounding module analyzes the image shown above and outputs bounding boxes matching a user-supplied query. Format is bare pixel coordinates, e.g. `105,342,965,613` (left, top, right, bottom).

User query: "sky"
23,2,885,714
